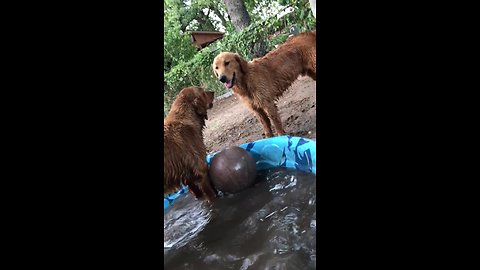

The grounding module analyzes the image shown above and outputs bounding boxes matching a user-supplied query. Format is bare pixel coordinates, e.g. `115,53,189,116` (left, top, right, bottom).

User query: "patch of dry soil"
204,76,316,153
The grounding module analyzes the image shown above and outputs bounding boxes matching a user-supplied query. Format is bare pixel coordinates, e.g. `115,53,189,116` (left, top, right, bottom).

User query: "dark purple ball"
209,146,257,194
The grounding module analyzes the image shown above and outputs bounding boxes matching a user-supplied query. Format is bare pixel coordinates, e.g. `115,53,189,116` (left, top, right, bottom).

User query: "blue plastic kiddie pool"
164,135,316,209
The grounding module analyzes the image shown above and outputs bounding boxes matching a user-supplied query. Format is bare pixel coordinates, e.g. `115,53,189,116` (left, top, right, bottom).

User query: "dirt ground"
204,76,316,153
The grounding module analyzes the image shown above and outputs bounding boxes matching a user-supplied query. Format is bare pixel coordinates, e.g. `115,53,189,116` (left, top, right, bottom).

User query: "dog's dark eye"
225,61,229,66
215,66,218,69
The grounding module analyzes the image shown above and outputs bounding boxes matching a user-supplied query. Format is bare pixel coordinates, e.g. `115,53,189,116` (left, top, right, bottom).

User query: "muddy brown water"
164,168,316,270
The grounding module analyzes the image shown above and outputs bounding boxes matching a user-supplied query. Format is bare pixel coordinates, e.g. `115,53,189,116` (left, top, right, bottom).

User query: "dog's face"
212,52,242,89
178,86,214,120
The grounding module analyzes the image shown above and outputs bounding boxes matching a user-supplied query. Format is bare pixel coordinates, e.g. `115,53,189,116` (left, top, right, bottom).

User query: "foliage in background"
164,0,316,117
164,0,198,72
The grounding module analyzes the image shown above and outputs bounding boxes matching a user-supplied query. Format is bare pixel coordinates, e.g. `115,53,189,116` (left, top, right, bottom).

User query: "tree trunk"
222,0,251,31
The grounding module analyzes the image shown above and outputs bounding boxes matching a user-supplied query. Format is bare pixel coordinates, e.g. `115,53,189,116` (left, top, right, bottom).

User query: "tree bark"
222,0,251,31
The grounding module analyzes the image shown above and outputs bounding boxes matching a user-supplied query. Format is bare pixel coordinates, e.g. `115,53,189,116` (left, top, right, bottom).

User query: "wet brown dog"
164,86,217,202
212,31,316,137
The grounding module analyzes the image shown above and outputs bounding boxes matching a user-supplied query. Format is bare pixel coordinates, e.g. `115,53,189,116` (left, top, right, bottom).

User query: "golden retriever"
212,31,316,137
164,86,217,202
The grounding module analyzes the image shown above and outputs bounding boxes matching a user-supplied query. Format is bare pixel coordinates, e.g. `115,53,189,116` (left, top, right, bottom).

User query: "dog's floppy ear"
193,95,209,120
212,65,218,78
234,54,249,75
205,91,214,102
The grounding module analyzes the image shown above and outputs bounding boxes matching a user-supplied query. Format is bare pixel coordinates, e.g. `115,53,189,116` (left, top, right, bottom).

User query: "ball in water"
209,146,257,194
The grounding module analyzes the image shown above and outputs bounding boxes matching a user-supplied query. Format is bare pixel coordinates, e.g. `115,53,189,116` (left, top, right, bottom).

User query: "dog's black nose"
219,75,227,83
